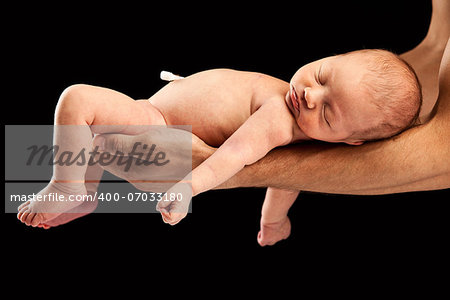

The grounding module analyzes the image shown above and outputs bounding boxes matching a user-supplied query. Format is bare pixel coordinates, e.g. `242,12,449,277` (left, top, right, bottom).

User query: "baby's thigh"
57,84,164,135
91,98,166,135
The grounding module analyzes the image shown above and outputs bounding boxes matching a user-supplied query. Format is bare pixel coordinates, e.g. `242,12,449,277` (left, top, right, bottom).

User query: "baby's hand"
156,182,192,225
257,216,291,246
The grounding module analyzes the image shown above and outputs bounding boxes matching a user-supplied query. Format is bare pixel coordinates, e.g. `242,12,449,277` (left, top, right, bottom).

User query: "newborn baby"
17,49,422,241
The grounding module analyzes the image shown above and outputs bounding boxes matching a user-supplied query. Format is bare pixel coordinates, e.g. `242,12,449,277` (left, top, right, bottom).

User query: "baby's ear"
346,140,364,146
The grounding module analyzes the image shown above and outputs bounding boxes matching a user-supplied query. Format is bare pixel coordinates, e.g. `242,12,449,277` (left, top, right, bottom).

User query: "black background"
3,0,448,288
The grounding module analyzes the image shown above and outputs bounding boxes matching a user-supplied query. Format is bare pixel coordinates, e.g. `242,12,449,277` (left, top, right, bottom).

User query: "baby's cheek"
299,117,320,138
297,113,310,129
297,119,311,135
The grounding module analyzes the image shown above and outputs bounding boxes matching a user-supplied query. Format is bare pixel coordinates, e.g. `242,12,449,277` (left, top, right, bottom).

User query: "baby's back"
150,69,288,147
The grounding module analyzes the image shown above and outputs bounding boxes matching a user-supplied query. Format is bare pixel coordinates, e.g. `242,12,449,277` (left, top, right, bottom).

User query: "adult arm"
400,0,450,122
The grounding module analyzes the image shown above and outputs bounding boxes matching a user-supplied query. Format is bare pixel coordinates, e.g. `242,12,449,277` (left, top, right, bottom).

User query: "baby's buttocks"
148,69,257,147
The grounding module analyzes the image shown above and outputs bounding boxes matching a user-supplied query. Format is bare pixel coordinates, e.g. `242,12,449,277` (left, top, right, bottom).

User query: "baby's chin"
298,124,329,142
297,120,312,137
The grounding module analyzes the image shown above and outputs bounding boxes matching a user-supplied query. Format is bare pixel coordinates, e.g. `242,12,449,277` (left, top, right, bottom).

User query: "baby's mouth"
291,86,300,111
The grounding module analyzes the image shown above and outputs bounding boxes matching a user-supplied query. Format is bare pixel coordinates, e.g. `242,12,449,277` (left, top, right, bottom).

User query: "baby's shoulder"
187,68,287,83
181,69,277,97
186,68,260,83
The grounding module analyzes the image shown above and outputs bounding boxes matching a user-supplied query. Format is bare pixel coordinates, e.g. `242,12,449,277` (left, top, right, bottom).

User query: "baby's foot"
17,181,87,227
156,182,192,225
36,193,99,229
257,216,291,246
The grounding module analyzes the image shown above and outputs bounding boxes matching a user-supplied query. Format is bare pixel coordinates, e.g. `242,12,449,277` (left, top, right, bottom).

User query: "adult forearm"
424,0,450,48
397,0,449,121
215,121,449,194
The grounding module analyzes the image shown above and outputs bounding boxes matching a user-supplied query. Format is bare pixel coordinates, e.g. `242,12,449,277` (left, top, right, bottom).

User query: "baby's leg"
36,161,104,229
257,187,299,246
17,84,165,227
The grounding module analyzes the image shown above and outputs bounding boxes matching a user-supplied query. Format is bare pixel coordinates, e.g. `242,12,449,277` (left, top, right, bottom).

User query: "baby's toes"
18,201,30,211
29,214,45,227
23,212,37,226
38,224,51,229
17,201,30,219
18,207,31,223
17,208,26,221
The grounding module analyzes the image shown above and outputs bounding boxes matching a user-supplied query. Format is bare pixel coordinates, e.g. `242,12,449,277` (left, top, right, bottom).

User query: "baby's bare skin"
18,69,295,228
19,55,419,249
149,69,291,146
154,70,299,224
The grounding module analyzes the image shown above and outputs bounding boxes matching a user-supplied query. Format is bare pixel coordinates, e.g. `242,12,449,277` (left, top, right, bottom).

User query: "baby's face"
286,54,382,145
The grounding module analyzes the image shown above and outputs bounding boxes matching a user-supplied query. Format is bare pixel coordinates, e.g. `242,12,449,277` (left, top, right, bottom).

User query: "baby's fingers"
156,198,171,212
160,211,171,223
160,211,177,225
160,210,185,226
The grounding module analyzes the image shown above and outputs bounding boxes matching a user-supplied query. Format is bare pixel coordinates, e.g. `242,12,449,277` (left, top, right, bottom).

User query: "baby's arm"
158,100,293,224
261,187,299,224
192,101,293,196
257,187,299,246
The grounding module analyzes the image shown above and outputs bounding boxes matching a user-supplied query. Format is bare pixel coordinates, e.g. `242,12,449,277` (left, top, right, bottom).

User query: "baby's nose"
304,87,316,109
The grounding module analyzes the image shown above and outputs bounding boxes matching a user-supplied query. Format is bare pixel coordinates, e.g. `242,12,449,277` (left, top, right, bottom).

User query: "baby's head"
286,49,422,145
